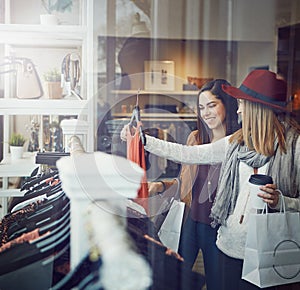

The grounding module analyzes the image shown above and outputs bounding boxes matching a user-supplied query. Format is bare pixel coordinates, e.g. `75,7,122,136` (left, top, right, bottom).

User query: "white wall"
10,0,80,25
150,0,275,41
236,42,275,85
232,0,275,42
148,0,277,85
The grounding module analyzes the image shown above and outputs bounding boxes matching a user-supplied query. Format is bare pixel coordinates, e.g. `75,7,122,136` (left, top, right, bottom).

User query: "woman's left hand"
120,123,131,141
257,184,280,208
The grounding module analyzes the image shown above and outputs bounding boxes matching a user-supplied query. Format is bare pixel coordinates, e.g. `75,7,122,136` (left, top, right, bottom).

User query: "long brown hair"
196,79,240,144
230,100,288,156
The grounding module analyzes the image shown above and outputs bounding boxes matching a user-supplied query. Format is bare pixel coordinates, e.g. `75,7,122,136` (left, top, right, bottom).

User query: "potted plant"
43,67,63,99
9,133,26,160
40,0,73,25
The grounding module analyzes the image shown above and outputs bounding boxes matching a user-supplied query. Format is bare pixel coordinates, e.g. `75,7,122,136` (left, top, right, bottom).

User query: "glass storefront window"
96,0,300,156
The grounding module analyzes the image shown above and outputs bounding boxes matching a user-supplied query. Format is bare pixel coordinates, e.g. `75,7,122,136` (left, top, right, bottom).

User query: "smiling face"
199,91,226,132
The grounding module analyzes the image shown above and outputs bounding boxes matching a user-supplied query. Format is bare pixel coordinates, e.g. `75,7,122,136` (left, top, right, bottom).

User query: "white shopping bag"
242,199,300,288
158,198,185,252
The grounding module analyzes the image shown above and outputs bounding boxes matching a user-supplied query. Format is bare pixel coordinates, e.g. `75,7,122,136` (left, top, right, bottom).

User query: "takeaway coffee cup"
248,174,273,209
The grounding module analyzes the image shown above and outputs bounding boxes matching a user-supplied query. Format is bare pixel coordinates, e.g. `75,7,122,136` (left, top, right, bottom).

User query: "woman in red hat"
121,69,300,290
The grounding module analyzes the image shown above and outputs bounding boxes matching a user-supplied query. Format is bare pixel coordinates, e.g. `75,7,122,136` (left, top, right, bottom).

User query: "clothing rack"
56,136,153,289
0,135,205,289
35,135,85,167
0,162,70,289
35,152,70,166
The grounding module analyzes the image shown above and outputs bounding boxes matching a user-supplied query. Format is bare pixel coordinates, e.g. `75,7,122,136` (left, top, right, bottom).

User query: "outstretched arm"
144,134,229,165
120,123,229,165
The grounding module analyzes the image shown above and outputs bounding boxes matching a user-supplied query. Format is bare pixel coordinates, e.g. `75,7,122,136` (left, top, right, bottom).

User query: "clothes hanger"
21,170,59,192
34,221,70,250
6,203,70,247
37,207,70,238
50,251,102,290
22,180,61,199
7,197,70,240
35,152,70,167
7,202,70,252
129,89,146,145
0,226,70,277
0,246,68,290
6,192,69,241
10,180,63,215
8,171,61,214
0,202,70,275
51,205,104,290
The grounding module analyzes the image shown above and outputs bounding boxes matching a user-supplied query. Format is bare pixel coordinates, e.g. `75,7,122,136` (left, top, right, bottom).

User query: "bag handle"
164,177,181,203
277,189,285,213
262,189,285,214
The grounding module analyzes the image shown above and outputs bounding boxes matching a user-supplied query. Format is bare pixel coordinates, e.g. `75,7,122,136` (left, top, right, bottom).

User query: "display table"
0,152,37,216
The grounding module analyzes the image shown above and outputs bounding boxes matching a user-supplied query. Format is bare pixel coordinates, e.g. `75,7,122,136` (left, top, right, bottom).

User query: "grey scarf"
210,126,299,227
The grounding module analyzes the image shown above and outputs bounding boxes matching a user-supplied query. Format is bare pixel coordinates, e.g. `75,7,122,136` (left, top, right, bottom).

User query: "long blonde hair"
230,101,287,156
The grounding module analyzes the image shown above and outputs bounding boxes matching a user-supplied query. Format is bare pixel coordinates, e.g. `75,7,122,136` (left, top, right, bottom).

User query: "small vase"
40,14,58,25
45,82,63,99
10,146,24,160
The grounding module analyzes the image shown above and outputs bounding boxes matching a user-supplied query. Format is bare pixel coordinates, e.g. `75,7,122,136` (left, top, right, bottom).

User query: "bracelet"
157,180,166,194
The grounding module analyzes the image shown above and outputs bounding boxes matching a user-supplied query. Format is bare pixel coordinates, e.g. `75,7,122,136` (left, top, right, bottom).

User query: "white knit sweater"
145,134,300,259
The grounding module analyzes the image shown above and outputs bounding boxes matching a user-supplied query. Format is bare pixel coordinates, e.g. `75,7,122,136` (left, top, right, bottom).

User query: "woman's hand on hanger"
120,123,131,141
120,123,140,141
120,122,146,145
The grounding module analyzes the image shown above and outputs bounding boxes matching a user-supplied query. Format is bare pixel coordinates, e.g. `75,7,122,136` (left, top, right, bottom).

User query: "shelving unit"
0,99,89,115
277,23,300,117
0,152,37,217
0,0,95,214
111,89,199,96
101,89,198,162
112,112,197,120
110,89,199,115
109,87,198,123
0,24,86,46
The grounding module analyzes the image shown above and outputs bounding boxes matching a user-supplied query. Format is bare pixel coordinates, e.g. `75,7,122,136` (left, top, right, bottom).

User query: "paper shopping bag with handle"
242,199,300,288
158,198,185,252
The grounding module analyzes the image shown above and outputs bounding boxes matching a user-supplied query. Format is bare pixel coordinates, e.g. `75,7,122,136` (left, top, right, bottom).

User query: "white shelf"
111,90,198,96
0,24,86,47
0,98,89,115
0,152,36,215
0,189,24,197
112,112,197,119
0,152,37,177
0,0,95,216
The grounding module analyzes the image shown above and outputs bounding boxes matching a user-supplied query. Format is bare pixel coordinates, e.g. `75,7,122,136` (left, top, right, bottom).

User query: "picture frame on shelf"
248,65,269,72
144,60,175,91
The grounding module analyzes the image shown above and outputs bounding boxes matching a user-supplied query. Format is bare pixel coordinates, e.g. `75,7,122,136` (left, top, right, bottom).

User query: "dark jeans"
178,215,221,290
219,250,277,290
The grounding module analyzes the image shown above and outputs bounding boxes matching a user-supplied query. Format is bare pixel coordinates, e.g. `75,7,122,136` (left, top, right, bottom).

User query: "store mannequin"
118,13,151,90
131,12,150,37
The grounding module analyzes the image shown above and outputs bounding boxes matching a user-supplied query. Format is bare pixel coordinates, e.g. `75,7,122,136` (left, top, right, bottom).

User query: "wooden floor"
192,251,300,290
192,250,207,290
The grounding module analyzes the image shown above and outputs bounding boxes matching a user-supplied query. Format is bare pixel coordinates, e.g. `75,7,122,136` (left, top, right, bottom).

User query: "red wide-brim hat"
222,70,291,112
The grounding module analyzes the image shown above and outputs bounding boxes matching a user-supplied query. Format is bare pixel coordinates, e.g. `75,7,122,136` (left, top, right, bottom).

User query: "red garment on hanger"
126,123,148,213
